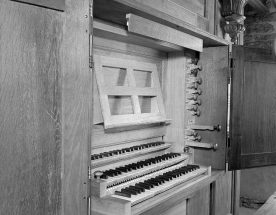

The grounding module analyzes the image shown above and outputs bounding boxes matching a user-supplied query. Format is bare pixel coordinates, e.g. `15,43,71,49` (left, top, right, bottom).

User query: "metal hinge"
89,2,93,69
89,2,93,17
228,58,233,84
89,54,94,69
88,165,92,180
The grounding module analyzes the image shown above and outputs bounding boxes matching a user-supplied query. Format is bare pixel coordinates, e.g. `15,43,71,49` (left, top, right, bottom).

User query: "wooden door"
229,46,276,170
0,0,90,214
193,46,229,170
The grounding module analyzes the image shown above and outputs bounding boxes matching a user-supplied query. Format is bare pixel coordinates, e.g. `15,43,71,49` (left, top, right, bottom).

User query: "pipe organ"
91,0,276,215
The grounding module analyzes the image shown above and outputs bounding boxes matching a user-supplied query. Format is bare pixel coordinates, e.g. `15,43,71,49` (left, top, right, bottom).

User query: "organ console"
91,141,211,214
92,1,231,214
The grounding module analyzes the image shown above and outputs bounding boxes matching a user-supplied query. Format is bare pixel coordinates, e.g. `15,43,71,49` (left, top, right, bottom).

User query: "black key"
146,179,161,185
102,152,111,157
100,174,108,179
104,170,119,176
153,178,165,183
121,188,137,196
124,187,140,194
104,171,115,177
108,170,121,175
139,182,154,188
158,176,171,181
115,191,131,198
135,183,151,190
131,185,145,192
129,186,143,193
187,165,200,170
91,154,99,160
115,167,129,173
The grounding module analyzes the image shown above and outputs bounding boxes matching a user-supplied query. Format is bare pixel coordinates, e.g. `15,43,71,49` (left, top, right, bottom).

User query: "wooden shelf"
94,0,229,48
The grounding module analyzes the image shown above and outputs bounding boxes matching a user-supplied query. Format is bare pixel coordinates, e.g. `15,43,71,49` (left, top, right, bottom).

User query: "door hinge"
89,2,93,69
230,58,233,69
88,165,92,180
89,54,94,69
89,3,93,18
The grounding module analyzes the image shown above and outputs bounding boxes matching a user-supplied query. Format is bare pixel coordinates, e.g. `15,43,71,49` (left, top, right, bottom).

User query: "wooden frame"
94,55,169,129
11,0,65,11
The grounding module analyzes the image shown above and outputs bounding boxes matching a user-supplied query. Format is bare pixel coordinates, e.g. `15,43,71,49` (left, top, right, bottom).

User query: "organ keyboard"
91,141,211,215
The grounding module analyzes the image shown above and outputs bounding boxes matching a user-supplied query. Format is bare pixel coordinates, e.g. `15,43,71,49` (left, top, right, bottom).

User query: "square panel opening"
103,66,129,86
134,70,153,87
108,96,134,115
138,96,159,113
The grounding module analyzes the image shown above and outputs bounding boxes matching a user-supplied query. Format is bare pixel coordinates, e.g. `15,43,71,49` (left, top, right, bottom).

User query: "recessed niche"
139,96,159,113
103,66,129,86
134,70,153,87
108,96,134,115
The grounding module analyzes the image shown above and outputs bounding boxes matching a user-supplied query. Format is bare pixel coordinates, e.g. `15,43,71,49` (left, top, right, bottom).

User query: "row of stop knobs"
186,62,203,117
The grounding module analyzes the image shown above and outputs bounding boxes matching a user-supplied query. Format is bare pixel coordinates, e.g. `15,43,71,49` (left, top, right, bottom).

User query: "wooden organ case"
91,1,276,215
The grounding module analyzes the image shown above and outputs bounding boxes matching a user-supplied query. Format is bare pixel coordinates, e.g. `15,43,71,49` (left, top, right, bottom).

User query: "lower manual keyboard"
111,165,208,206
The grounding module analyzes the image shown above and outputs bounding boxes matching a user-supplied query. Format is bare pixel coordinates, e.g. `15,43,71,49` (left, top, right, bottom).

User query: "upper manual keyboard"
91,141,171,167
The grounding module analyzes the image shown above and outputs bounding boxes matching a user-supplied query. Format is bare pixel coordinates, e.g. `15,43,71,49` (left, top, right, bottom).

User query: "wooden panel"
91,196,131,215
0,1,62,214
163,51,187,152
194,46,228,169
127,14,203,52
141,199,187,215
11,0,65,11
229,46,276,169
210,171,232,215
171,0,205,16
93,0,229,47
61,0,90,214
187,185,210,215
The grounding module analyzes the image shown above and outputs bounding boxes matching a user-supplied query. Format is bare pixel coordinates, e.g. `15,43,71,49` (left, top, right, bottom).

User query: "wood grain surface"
61,0,90,214
194,46,228,170
187,186,210,215
0,1,62,214
127,14,203,52
93,0,229,47
229,46,276,169
11,0,65,11
163,51,187,153
210,170,232,215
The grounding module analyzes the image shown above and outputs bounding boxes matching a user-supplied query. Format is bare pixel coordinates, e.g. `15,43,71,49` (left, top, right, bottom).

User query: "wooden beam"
126,14,203,52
